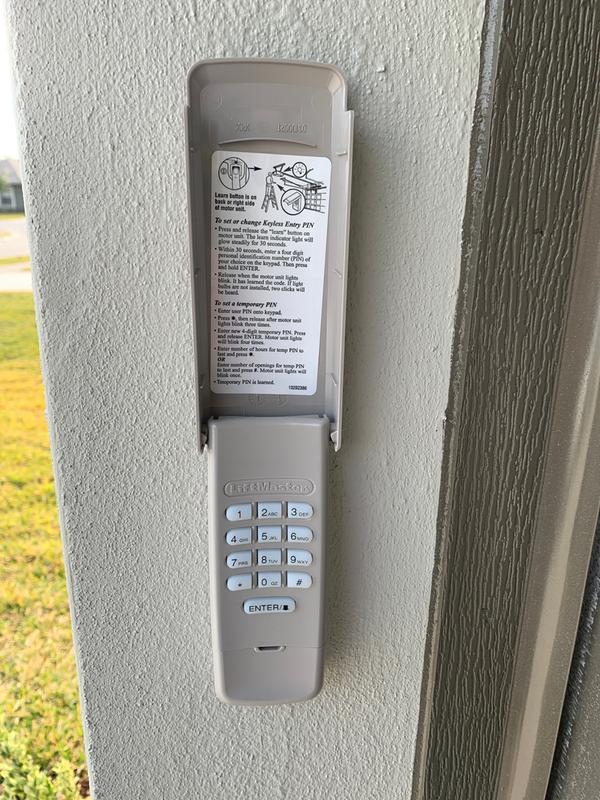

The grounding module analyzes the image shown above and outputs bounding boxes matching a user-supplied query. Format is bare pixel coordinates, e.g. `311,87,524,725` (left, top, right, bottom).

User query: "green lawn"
0,213,25,221
0,257,30,267
0,294,88,798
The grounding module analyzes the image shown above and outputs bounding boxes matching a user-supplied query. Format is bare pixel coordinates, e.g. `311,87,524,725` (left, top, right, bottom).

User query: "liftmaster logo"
224,479,314,497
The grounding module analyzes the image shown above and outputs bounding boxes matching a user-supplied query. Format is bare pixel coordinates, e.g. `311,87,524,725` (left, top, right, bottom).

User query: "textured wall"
7,2,483,797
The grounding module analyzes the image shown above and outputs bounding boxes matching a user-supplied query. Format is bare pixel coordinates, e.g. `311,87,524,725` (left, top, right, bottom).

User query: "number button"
226,574,253,591
257,502,282,519
286,572,312,589
257,549,282,566
225,504,253,522
257,571,282,588
226,551,252,569
257,525,282,543
287,526,313,543
287,549,312,566
225,527,252,545
287,502,313,519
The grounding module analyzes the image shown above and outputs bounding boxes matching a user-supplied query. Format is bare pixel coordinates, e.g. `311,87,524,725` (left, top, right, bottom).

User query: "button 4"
226,527,252,545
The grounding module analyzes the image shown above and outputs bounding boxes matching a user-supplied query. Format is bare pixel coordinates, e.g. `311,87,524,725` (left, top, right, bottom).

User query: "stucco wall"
7,2,483,797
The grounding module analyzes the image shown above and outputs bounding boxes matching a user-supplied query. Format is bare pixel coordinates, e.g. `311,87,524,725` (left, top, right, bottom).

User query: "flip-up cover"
186,59,353,450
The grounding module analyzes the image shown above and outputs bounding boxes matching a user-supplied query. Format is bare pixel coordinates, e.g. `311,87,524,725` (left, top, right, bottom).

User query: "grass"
0,256,30,268
0,213,25,221
0,294,88,798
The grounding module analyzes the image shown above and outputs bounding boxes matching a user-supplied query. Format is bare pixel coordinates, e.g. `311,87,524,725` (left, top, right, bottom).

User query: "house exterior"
0,159,24,213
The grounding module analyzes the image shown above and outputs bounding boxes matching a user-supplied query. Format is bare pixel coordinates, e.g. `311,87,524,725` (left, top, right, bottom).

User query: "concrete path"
0,263,32,292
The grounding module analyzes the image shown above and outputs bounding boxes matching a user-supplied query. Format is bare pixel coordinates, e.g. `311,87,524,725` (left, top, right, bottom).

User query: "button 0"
287,526,313,543
287,502,313,519
287,549,312,566
286,572,312,589
226,527,252,545
243,597,296,615
257,501,282,519
257,571,282,588
226,551,252,569
227,574,253,591
225,504,253,522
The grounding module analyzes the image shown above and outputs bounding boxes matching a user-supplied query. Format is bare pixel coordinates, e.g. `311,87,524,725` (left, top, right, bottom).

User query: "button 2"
243,597,296,614
287,502,313,519
225,504,253,522
257,501,282,519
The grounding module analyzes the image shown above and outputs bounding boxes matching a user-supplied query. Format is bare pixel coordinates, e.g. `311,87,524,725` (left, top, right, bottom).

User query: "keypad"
224,499,315,598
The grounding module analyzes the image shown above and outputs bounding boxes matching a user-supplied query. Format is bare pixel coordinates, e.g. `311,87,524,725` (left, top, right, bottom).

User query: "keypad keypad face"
224,500,316,601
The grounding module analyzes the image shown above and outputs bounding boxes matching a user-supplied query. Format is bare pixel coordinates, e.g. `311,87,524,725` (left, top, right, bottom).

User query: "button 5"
287,525,313,543
225,504,253,522
227,574,253,591
287,549,312,566
226,551,252,569
243,597,296,614
257,501,282,519
286,572,312,589
287,502,313,519
257,525,282,543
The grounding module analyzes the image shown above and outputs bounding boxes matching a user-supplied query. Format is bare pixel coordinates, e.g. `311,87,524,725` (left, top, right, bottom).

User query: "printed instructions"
210,150,331,395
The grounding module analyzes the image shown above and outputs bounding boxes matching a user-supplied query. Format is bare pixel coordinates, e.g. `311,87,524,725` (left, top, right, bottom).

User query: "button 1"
287,502,313,519
286,572,312,589
227,574,253,591
243,597,296,615
226,551,252,569
226,527,252,545
287,549,312,566
225,504,253,522
257,501,283,519
256,549,282,567
287,525,313,543
257,571,282,588
257,525,282,543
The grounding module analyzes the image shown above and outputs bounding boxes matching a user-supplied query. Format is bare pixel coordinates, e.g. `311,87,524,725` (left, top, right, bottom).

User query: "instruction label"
210,150,331,395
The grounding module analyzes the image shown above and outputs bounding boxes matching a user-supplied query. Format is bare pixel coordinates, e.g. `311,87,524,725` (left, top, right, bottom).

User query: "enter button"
243,597,296,615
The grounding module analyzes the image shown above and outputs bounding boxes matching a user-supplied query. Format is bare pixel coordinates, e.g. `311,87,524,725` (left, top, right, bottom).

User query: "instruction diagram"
211,150,331,396
262,161,327,216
